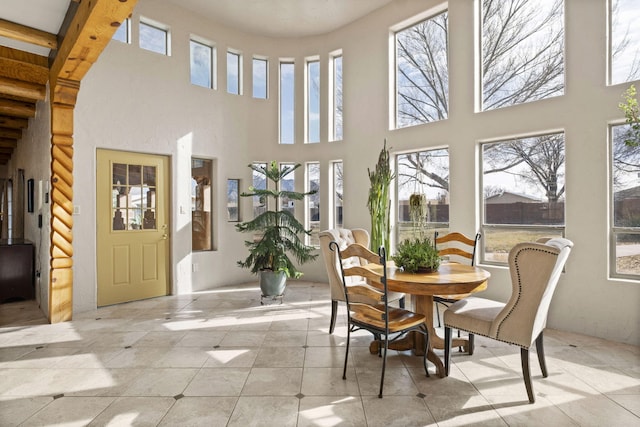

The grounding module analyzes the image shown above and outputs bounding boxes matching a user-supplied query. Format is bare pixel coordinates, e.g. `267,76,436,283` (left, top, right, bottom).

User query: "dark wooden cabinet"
0,239,35,303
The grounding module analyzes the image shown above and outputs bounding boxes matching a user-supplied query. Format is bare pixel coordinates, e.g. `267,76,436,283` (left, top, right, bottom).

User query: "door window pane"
112,162,157,231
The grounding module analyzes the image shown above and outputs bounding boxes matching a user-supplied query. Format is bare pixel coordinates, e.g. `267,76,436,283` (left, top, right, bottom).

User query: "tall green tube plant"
367,140,395,252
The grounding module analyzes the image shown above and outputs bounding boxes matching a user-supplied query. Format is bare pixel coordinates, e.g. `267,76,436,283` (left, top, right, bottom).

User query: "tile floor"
0,281,639,426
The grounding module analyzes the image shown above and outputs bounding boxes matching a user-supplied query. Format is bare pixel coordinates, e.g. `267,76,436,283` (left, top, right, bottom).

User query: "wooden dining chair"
329,241,430,398
444,238,574,403
433,231,481,353
319,228,405,334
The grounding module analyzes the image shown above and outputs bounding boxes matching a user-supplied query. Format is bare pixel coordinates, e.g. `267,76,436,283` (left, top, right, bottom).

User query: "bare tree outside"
611,0,640,85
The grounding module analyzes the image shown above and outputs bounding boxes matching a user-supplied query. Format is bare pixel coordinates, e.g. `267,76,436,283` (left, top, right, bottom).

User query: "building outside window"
306,162,320,246
191,158,213,251
331,54,343,141
610,124,640,278
140,19,169,55
280,61,295,144
307,58,320,143
481,132,566,264
396,148,449,242
227,50,241,95
253,57,268,99
395,9,449,128
480,0,564,111
190,39,214,89
610,0,640,85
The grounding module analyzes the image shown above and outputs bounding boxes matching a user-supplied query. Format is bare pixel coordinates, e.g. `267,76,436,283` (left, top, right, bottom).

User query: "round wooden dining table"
366,262,490,378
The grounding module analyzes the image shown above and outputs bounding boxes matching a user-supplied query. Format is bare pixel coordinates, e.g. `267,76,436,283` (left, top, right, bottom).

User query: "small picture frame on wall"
227,179,240,222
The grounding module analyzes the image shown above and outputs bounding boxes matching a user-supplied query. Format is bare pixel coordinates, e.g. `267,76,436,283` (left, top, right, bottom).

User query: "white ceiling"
0,0,395,56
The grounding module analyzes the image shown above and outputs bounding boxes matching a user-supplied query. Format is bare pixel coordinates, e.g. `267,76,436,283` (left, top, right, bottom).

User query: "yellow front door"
96,149,170,306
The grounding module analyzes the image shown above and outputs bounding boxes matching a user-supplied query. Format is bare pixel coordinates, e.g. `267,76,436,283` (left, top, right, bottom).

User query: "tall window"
331,53,343,141
331,161,343,229
481,133,566,264
227,50,241,95
253,57,268,99
306,162,320,246
279,163,295,216
610,0,640,85
252,162,267,218
112,18,130,43
191,158,213,251
396,149,449,242
395,9,449,128
280,61,295,144
307,58,320,143
139,19,169,55
481,0,564,111
610,124,640,278
190,39,214,89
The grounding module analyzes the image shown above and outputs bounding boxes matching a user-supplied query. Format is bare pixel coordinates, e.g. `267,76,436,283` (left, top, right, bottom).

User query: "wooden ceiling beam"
0,46,48,85
0,127,21,139
0,98,36,118
0,115,28,129
0,137,18,148
0,76,46,101
0,18,58,50
51,0,138,87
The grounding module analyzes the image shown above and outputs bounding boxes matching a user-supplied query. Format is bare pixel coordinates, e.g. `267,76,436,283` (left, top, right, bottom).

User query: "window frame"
227,49,242,95
329,51,343,141
330,160,343,229
305,162,320,247
279,60,295,144
189,37,215,89
112,18,130,43
306,57,320,143
191,157,214,251
253,56,268,99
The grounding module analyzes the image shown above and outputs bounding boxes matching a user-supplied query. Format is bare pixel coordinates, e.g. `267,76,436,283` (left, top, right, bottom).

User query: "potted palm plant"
236,162,318,302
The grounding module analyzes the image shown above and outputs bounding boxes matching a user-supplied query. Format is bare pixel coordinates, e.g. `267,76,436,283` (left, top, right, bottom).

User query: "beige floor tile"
607,394,640,418
203,347,259,367
183,367,250,396
241,367,303,396
219,331,267,347
362,395,435,427
263,330,308,347
298,396,366,427
355,366,419,397
153,346,211,368
20,396,116,427
485,394,580,426
304,345,349,368
227,396,299,427
425,394,508,426
87,396,174,426
122,368,198,396
158,396,237,426
301,367,360,396
254,346,306,367
546,393,640,426
0,396,53,426
176,330,227,347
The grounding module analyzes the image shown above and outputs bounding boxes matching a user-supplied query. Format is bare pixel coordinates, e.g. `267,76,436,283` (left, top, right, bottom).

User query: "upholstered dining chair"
443,237,574,403
330,241,430,398
433,231,481,352
319,228,405,334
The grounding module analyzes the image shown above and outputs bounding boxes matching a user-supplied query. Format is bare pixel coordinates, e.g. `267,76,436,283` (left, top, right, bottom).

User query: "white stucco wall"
8,0,638,345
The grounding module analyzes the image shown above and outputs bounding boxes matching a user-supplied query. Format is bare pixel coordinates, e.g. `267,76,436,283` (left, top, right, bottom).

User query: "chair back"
490,237,574,347
329,241,389,330
434,231,481,266
319,228,370,302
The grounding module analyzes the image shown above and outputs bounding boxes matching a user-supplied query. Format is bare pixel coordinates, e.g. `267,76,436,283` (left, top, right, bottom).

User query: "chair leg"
399,296,405,309
468,334,475,356
379,336,388,398
422,328,430,377
435,302,441,327
535,332,548,378
520,347,535,403
343,326,351,380
444,326,452,376
329,300,338,334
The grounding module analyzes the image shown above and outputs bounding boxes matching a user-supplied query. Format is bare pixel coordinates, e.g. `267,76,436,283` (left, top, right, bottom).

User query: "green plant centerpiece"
392,236,441,273
236,162,318,302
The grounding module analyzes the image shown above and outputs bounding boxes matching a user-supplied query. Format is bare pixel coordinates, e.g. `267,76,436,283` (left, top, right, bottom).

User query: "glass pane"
483,228,563,263
253,162,267,218
143,208,156,230
113,163,126,186
307,163,320,246
481,0,564,110
333,162,343,228
253,58,267,99
112,209,125,230
615,233,640,275
190,40,212,88
227,51,240,94
612,124,640,227
140,21,167,55
143,166,156,187
307,60,320,143
611,0,640,85
192,158,213,250
280,163,295,216
333,55,343,141
396,149,450,241
280,62,295,144
113,19,128,43
128,165,141,185
396,11,449,128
